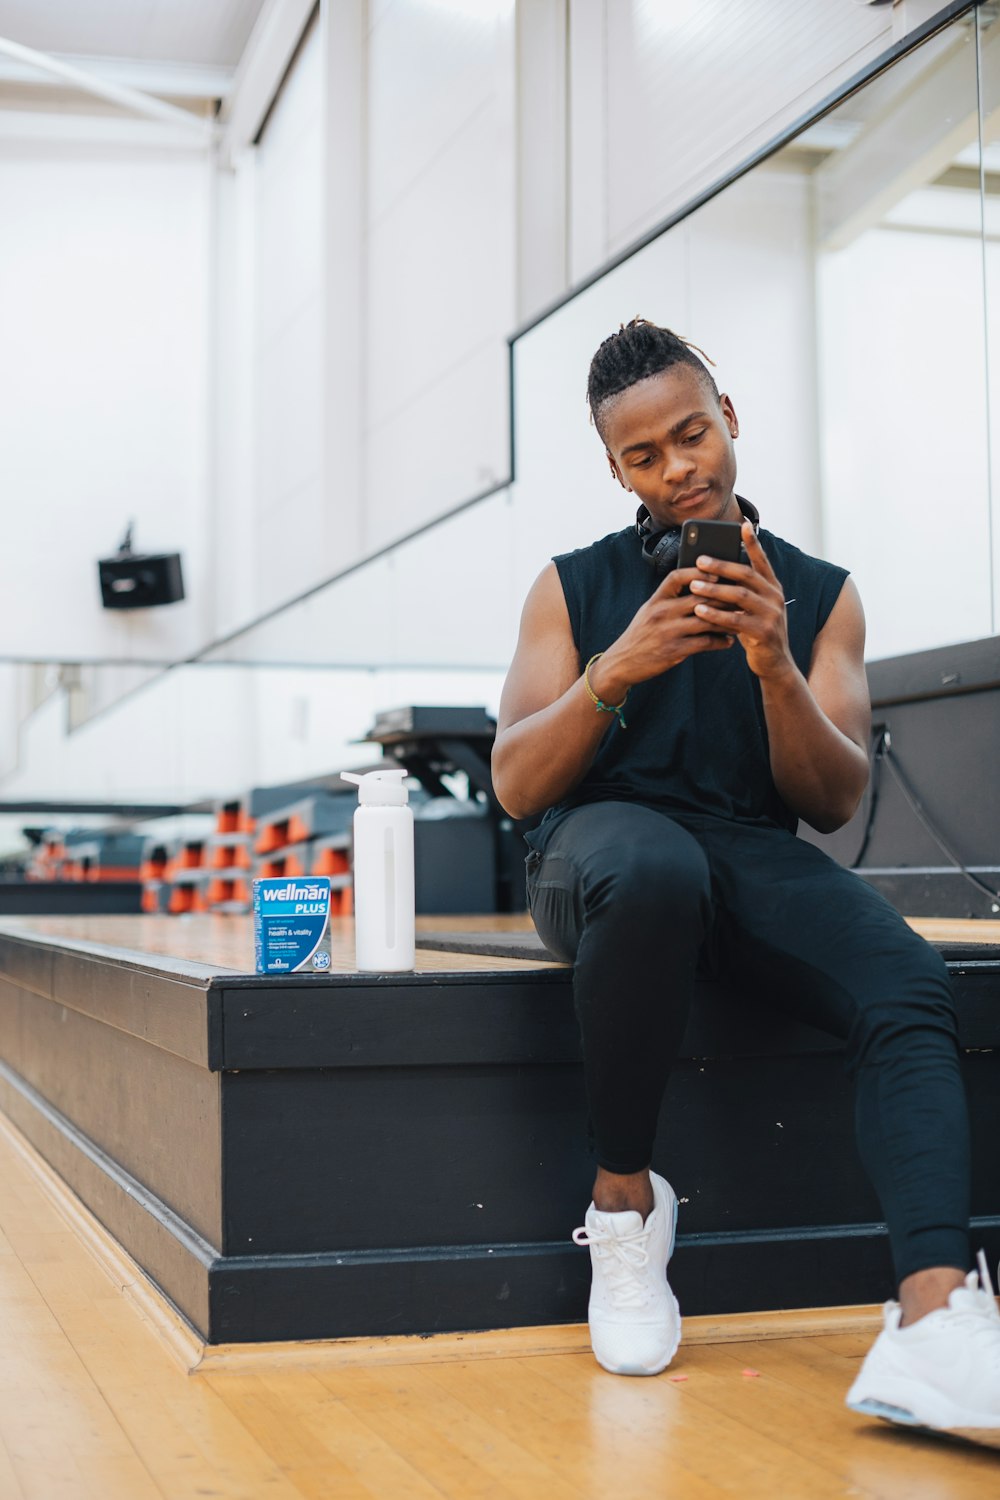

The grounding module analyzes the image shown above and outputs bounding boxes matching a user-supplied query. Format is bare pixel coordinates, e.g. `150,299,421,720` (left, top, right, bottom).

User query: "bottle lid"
340,768,409,806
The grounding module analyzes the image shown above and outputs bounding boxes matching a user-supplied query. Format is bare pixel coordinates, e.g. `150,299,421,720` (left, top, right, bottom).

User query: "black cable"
850,725,886,869
879,733,1000,905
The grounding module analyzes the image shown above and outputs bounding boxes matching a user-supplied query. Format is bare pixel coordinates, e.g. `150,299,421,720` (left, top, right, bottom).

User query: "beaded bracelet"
584,652,629,729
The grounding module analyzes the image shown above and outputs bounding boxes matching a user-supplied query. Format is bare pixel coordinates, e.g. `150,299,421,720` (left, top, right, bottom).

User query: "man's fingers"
741,522,780,583
690,579,752,608
676,610,734,634
694,538,782,597
686,631,735,652
695,555,758,585
694,553,756,584
694,602,748,629
653,565,703,597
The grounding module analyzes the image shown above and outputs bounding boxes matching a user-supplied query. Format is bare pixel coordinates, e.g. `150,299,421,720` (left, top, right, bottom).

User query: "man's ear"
720,393,739,440
607,451,630,491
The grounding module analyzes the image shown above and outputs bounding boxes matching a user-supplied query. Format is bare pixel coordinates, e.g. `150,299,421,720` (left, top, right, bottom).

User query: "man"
491,319,1000,1443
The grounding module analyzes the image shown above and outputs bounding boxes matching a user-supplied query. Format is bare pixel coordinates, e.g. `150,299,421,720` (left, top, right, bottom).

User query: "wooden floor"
0,1122,996,1497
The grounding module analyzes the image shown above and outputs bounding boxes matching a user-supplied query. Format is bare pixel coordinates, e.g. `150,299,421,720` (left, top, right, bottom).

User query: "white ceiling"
0,0,270,68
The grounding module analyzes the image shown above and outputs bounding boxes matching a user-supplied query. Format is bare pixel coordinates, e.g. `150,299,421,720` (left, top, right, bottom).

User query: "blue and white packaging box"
252,876,333,974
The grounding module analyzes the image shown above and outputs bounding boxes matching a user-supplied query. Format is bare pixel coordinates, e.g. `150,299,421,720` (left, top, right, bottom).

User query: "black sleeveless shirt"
528,514,849,846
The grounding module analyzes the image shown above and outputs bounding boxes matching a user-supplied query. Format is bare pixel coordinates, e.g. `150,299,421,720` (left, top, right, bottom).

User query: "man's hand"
686,520,794,681
592,564,735,703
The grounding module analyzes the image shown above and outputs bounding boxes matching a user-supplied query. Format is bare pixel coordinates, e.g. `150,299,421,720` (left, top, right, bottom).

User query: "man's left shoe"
846,1250,1000,1447
572,1171,681,1376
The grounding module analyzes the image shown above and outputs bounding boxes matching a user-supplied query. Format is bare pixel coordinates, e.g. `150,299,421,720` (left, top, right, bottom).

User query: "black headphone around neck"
636,495,760,573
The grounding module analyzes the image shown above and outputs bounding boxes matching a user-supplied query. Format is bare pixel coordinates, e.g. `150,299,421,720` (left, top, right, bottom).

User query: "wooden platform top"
0,912,562,978
0,912,997,984
908,916,1000,945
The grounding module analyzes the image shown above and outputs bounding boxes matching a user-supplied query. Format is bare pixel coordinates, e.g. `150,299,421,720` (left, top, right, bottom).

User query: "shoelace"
946,1249,1000,1364
965,1249,1000,1317
572,1221,653,1308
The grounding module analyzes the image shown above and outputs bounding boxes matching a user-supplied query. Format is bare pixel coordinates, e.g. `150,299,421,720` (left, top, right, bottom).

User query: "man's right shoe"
846,1250,1000,1447
572,1170,681,1376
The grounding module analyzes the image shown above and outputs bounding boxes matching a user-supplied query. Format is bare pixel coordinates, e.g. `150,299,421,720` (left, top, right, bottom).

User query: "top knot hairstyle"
587,318,720,441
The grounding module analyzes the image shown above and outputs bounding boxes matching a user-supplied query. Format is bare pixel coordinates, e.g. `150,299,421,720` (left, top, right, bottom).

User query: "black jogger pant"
525,801,971,1284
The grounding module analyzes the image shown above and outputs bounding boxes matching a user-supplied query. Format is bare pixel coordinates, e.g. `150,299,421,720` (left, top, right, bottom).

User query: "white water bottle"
340,769,415,972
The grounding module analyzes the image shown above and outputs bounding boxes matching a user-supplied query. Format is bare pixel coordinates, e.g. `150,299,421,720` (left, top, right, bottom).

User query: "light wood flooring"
0,1121,995,1498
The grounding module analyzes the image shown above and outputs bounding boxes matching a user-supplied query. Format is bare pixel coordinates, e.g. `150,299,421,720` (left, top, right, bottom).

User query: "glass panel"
198,487,515,671
812,13,990,657
978,2,1000,635
512,10,989,661
0,657,507,879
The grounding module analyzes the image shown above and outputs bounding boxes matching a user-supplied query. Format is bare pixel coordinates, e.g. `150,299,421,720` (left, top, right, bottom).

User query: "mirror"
511,9,994,661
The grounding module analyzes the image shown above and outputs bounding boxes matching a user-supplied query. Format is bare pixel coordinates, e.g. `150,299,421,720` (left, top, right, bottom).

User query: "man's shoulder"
553,525,634,569
758,527,849,582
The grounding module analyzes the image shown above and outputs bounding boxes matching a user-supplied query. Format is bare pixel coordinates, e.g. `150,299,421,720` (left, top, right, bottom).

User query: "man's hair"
587,318,720,440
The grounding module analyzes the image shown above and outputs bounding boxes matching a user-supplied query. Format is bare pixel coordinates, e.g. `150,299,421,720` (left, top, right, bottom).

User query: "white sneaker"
846,1249,1000,1447
572,1171,681,1376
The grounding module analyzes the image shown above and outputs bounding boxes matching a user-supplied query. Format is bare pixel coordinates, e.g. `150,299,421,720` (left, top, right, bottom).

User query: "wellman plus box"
252,876,333,973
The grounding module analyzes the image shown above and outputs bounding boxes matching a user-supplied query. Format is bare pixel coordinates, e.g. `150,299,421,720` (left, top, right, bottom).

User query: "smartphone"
676,519,745,573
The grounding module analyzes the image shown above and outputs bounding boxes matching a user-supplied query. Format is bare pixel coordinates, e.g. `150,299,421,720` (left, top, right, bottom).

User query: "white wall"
362,0,516,552
0,147,213,661
1,0,979,815
0,0,949,666
818,222,994,659
509,164,821,614
249,12,326,614
209,0,518,619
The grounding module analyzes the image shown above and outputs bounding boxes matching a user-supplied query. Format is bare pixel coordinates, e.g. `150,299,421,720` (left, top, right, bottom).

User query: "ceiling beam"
0,35,215,143
815,18,1000,251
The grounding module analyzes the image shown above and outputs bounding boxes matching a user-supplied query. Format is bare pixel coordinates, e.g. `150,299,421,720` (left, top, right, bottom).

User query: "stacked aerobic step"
163,836,207,914
140,839,171,913
59,832,145,884
203,785,326,913
253,793,355,915
203,823,254,914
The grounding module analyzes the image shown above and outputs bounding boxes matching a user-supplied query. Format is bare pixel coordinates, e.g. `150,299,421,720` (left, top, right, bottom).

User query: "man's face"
600,365,740,530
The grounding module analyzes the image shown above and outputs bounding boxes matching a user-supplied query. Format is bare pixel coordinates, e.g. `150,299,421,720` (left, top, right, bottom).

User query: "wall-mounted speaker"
98,526,185,610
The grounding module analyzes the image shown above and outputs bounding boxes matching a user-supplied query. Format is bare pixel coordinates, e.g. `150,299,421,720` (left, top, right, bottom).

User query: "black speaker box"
98,552,185,610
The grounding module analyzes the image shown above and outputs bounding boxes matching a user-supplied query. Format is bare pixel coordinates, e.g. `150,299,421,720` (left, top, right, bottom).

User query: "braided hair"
587,318,719,440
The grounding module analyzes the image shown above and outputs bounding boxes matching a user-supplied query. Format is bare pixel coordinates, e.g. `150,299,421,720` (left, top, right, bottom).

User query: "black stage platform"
0,881,142,915
0,915,997,1346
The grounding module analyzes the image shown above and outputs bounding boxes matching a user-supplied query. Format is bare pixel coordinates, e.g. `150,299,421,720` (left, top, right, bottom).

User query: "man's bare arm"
761,579,870,833
491,565,619,821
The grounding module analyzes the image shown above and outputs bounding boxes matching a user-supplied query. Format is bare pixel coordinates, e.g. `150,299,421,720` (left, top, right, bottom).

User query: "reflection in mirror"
810,13,992,656
511,9,992,661
978,2,1000,628
0,659,507,877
